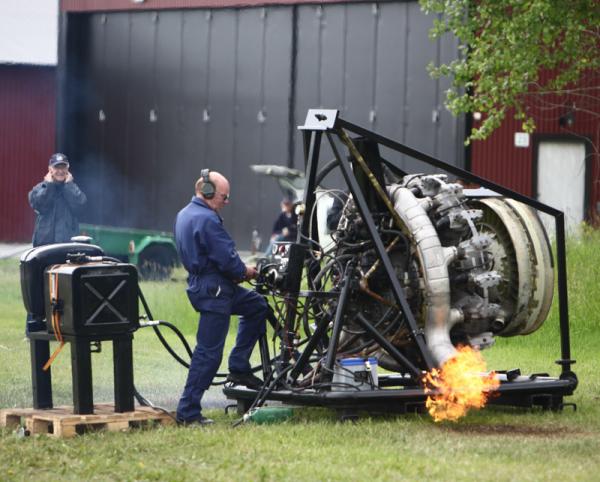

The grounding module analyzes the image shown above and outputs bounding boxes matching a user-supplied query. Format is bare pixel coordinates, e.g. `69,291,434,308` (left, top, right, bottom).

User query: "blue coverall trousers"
176,285,268,422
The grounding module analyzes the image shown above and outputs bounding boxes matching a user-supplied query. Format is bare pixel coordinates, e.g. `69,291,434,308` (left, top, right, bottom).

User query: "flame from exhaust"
423,345,500,422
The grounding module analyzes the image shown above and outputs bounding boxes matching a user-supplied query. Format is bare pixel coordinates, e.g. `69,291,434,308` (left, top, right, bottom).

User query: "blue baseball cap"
49,153,69,167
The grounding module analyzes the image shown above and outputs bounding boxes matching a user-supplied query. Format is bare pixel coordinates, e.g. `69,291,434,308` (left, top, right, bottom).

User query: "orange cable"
43,269,65,371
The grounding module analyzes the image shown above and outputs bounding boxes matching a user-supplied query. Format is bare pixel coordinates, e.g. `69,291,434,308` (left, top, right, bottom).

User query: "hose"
137,288,191,369
137,286,229,378
133,286,242,421
134,386,177,422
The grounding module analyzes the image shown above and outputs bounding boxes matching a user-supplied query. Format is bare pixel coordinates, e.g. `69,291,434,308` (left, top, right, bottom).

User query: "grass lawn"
1,229,600,481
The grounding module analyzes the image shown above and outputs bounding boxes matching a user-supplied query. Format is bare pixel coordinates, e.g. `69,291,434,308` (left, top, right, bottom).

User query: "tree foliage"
419,0,600,141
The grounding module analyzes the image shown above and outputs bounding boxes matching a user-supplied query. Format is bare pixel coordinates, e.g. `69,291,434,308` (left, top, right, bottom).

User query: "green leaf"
419,0,600,141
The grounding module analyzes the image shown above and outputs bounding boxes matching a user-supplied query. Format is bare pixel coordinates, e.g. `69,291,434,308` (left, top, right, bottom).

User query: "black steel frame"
29,332,135,415
224,109,577,414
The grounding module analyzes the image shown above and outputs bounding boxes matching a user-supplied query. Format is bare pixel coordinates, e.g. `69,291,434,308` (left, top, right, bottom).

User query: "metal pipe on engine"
388,185,458,366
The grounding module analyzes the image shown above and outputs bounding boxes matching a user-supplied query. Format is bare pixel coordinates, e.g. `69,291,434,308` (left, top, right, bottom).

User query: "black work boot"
176,415,214,427
226,372,264,390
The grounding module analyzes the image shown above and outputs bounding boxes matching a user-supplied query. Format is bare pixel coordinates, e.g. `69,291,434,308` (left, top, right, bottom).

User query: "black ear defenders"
200,168,216,199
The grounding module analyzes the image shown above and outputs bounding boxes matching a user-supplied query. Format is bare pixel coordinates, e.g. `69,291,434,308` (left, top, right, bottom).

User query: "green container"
245,407,294,425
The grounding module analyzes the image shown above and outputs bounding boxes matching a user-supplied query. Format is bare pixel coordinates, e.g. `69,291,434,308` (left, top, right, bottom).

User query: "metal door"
536,139,588,235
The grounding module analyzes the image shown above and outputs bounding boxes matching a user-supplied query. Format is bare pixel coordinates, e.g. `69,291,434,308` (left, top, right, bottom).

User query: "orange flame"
422,345,500,422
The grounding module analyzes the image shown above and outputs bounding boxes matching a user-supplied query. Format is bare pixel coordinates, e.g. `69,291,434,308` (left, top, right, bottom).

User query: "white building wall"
0,0,59,65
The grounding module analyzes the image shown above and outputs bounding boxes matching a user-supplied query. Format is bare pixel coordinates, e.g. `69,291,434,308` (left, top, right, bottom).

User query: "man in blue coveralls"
175,170,268,426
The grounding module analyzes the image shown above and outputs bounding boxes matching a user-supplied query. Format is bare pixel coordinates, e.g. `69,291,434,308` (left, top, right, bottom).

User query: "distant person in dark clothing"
265,198,298,255
272,198,298,241
28,153,87,247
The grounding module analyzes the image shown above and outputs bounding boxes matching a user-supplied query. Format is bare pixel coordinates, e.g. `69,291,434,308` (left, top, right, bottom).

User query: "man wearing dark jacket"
28,153,87,247
175,170,268,426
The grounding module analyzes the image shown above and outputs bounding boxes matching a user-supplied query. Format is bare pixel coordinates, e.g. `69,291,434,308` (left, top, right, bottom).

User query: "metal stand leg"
258,333,273,381
71,339,94,414
113,335,134,412
30,339,53,409
322,263,354,382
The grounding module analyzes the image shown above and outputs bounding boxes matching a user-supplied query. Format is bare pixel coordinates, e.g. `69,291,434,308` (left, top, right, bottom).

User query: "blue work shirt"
175,196,246,314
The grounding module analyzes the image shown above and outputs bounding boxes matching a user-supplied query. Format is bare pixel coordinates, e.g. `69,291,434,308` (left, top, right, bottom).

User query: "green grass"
1,230,600,481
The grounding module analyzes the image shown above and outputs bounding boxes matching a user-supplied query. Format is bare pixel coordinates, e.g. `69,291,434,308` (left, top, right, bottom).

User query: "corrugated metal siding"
64,9,292,245
61,0,368,12
471,68,600,216
293,2,463,174
0,65,56,242
60,4,464,247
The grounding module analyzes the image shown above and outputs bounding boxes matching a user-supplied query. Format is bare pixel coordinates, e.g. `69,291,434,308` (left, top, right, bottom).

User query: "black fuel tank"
44,263,139,337
20,243,104,320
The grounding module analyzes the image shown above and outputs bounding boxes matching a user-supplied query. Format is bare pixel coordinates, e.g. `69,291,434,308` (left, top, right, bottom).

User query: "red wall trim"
60,0,365,12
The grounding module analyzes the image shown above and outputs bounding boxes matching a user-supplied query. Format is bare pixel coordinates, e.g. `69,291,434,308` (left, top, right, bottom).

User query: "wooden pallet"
0,403,175,438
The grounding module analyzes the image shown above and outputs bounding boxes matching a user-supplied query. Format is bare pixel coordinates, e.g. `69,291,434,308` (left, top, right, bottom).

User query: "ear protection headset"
200,168,216,199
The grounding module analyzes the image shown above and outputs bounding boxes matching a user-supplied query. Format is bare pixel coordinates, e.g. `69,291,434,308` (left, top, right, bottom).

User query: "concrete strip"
0,243,31,260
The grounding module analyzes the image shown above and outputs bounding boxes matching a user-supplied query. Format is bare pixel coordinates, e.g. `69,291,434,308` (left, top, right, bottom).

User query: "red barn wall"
471,69,600,220
0,65,56,242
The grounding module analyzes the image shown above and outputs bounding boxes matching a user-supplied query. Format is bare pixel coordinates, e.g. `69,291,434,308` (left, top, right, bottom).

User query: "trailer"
79,224,177,280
